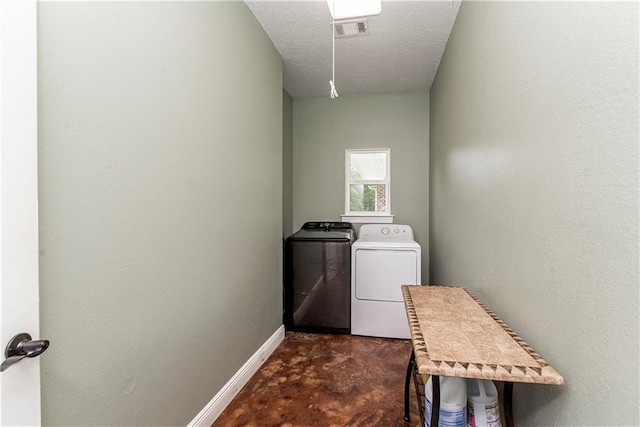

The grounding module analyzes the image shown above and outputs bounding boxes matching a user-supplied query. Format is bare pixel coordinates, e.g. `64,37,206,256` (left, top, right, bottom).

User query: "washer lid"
287,228,354,242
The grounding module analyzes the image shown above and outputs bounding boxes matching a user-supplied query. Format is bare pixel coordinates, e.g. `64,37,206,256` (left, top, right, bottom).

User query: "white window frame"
341,148,394,224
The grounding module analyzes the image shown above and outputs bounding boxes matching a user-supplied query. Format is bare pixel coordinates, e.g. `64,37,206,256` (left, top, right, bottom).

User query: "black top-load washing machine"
284,222,354,334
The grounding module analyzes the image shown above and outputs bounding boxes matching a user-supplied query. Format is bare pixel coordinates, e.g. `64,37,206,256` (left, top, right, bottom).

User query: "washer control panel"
359,224,414,240
302,222,353,231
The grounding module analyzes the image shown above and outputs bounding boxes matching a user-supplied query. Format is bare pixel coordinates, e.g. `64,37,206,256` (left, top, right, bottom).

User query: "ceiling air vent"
333,18,369,38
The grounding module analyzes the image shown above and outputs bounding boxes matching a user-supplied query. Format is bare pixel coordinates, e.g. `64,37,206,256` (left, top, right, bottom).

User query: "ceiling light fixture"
326,0,381,20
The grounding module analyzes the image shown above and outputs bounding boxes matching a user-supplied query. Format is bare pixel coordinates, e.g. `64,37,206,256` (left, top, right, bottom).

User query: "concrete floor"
213,332,421,426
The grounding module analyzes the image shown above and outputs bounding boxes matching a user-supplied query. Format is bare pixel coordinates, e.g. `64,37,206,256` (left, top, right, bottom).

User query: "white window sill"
340,214,394,224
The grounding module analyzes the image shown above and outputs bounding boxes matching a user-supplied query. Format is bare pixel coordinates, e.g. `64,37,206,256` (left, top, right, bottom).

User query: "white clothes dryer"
351,224,421,339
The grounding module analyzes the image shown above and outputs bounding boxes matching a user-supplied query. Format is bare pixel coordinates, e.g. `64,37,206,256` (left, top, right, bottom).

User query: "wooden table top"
402,285,564,385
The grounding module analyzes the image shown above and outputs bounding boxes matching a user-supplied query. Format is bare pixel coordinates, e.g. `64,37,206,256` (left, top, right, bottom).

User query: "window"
342,149,393,223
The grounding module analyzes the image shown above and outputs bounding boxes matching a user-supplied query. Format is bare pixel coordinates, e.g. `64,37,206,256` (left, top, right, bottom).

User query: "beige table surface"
402,285,563,385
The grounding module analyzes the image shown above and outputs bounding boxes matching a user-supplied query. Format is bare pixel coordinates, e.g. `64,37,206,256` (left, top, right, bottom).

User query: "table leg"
430,375,440,427
403,351,414,422
503,381,514,427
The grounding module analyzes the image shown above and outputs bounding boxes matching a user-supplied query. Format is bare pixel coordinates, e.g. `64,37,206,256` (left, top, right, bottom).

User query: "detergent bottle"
425,376,467,427
466,379,502,427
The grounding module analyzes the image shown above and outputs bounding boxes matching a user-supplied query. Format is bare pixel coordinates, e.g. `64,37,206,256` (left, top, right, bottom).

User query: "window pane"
349,184,386,212
349,152,387,181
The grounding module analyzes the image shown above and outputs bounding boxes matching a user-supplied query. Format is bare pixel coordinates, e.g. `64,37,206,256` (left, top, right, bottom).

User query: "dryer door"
354,248,419,302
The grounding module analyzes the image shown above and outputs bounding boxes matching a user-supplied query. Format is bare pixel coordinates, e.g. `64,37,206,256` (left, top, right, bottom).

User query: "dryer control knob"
381,227,390,235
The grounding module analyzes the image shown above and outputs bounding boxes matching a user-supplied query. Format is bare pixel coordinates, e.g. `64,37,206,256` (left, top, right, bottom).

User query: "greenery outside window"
344,149,391,220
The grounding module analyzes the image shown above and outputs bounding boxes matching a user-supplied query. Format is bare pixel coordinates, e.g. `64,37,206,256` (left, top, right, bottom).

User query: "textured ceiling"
245,0,461,98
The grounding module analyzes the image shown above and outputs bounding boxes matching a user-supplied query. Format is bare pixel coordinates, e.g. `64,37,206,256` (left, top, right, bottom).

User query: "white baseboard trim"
187,325,285,427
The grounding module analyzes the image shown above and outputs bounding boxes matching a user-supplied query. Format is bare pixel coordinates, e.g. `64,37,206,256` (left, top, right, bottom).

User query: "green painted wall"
293,92,430,280
429,2,638,425
283,90,294,237
37,2,283,425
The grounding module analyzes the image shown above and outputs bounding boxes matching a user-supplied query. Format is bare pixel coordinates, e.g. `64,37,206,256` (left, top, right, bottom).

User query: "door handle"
0,333,49,373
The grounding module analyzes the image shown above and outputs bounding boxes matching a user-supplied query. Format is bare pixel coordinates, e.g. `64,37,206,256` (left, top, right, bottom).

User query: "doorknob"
0,333,49,373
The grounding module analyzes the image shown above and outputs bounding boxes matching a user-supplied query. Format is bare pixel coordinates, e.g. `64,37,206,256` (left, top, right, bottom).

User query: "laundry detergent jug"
425,376,467,427
466,379,501,427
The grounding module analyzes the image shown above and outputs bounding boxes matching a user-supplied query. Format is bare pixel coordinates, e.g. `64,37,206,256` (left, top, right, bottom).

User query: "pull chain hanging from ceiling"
329,0,339,99
326,0,381,98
